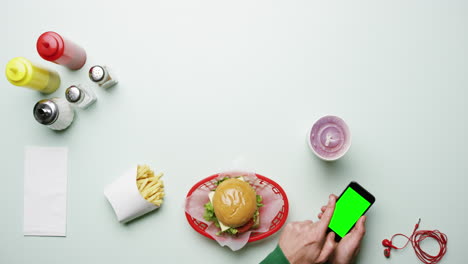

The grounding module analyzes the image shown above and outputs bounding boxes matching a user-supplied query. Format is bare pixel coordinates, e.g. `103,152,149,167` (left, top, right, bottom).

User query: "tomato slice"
236,218,255,234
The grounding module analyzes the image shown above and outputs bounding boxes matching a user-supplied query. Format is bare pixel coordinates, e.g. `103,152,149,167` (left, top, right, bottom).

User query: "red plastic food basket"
185,173,289,242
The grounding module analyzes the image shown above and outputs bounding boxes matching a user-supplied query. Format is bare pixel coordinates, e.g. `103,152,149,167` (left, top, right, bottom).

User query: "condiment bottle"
65,85,97,109
5,57,60,94
36,31,87,70
33,98,75,130
89,65,118,89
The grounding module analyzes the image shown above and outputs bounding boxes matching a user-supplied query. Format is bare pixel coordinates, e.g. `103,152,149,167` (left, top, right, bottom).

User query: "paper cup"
104,167,159,223
307,115,351,161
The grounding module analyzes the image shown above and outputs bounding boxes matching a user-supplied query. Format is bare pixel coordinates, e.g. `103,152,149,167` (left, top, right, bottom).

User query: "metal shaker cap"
33,99,59,125
89,65,105,82
65,85,82,103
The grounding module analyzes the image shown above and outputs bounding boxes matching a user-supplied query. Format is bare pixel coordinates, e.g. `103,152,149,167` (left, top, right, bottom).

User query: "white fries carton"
104,167,160,223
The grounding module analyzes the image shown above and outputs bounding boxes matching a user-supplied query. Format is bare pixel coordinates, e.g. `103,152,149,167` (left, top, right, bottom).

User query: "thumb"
350,216,366,237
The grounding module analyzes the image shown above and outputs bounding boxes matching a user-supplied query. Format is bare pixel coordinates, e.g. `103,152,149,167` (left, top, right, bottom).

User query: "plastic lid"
65,86,82,103
37,31,64,61
6,59,27,82
33,99,59,125
5,57,31,85
308,115,351,161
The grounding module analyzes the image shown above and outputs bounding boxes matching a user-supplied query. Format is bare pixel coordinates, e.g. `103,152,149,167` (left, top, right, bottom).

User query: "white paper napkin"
23,147,68,236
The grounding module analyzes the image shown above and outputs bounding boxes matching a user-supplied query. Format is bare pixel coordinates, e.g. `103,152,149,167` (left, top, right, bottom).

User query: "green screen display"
329,187,371,238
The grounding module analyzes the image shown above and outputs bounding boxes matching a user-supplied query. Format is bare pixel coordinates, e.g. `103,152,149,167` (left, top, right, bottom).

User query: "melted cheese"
209,191,230,231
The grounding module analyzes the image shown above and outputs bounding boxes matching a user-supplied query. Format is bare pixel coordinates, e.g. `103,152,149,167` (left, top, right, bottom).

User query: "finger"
318,195,336,231
349,216,366,241
351,216,365,232
317,232,337,263
318,212,323,219
321,194,338,212
355,216,366,237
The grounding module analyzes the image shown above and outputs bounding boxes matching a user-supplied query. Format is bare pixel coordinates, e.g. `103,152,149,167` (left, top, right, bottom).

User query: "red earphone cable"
387,219,448,264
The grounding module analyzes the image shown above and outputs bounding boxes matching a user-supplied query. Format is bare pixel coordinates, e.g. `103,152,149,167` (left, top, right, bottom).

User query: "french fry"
136,165,165,206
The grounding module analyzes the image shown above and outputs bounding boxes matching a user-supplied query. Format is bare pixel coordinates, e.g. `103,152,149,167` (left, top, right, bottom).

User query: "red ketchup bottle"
36,31,87,70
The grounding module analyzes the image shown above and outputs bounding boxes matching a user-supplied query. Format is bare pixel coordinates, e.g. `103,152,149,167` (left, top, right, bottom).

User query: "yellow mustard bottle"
5,57,60,93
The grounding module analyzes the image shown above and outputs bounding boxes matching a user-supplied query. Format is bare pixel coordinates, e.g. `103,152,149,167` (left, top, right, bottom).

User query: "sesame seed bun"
213,178,257,227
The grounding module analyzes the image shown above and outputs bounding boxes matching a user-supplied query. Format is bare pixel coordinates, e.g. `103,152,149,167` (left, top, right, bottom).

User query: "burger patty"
236,218,255,234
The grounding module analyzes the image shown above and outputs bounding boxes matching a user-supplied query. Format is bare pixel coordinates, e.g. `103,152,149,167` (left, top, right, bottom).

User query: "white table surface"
1,0,466,263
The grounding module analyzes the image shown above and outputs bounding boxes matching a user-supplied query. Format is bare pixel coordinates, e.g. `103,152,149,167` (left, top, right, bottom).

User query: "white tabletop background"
1,0,466,263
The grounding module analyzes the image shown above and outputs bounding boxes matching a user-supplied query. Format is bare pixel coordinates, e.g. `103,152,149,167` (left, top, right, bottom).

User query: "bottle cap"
37,32,64,61
89,65,105,82
65,86,82,103
5,57,34,86
33,99,59,125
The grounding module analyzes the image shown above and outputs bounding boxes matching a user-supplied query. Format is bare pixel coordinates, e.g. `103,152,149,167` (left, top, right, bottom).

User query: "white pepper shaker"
33,98,75,130
89,65,118,89
65,85,97,109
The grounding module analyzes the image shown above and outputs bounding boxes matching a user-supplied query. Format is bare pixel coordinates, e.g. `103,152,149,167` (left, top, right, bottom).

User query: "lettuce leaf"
203,201,216,222
256,194,264,208
215,177,230,186
218,227,238,236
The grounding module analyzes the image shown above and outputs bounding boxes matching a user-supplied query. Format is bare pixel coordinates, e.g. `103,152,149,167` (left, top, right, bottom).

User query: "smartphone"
328,181,375,242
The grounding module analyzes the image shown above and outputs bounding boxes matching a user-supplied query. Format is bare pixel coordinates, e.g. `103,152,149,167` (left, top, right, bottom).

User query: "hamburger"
203,177,263,235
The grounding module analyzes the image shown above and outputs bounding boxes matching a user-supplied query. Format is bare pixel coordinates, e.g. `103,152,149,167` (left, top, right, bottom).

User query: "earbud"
382,239,398,258
384,248,391,258
382,239,397,249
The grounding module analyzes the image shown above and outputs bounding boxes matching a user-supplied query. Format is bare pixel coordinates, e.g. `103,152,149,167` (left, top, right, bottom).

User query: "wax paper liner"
104,166,159,223
185,171,284,251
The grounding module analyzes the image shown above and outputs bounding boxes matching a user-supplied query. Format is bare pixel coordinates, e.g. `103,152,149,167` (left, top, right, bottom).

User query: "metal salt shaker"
33,98,75,130
89,65,118,89
65,84,97,109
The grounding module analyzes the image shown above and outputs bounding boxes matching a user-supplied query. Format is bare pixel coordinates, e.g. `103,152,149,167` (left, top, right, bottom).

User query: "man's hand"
278,195,337,264
318,194,367,264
